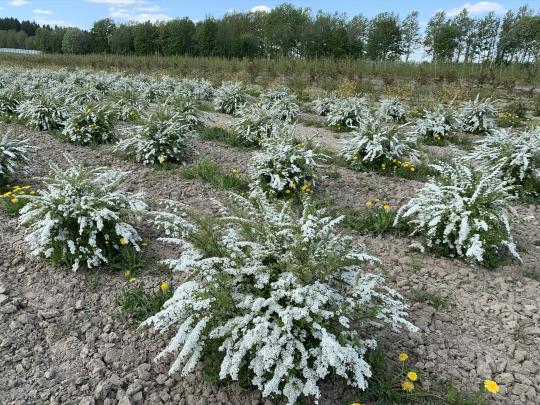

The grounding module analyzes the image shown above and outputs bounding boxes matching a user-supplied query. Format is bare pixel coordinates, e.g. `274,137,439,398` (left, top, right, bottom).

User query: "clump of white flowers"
177,78,214,101
326,96,369,128
17,94,68,131
19,155,146,271
377,98,407,123
259,88,300,123
414,106,458,142
115,109,196,165
213,81,246,114
62,102,116,145
0,88,23,119
110,91,146,122
144,191,417,405
231,103,285,146
465,127,540,192
341,116,418,170
311,94,337,116
163,95,202,130
0,133,34,184
249,128,320,196
395,161,520,267
458,95,497,134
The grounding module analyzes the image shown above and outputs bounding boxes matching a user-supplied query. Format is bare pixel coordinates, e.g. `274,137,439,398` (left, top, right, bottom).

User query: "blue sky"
0,0,533,29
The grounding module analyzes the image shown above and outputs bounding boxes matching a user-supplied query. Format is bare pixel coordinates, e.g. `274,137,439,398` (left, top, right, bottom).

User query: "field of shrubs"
0,65,539,405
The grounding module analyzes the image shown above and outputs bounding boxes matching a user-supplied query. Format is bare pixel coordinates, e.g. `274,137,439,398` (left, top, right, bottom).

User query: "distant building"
0,48,42,55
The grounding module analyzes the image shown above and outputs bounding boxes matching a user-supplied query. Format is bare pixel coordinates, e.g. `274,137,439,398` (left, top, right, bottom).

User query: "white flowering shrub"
341,116,419,171
163,95,202,130
213,82,246,114
62,103,116,145
311,94,337,116
249,128,320,196
177,78,214,101
465,127,540,193
377,98,407,123
65,87,104,106
0,134,34,184
110,92,146,122
326,96,369,128
19,155,146,271
231,103,284,146
144,192,417,404
414,106,458,142
260,88,300,123
115,110,196,165
458,95,497,134
17,94,68,131
395,162,520,267
0,88,23,119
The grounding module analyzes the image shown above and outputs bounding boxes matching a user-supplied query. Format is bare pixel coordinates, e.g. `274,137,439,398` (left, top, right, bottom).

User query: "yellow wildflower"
158,155,167,164
289,182,296,189
399,352,408,362
119,238,127,246
374,198,380,202
383,204,390,210
129,277,137,283
366,201,373,207
285,189,291,194
231,168,238,174
30,191,36,195
124,270,130,276
410,167,416,172
11,198,18,203
484,380,500,394
141,242,148,247
402,380,414,392
300,183,310,191
22,186,31,189
160,281,169,292
352,155,359,160
407,371,417,381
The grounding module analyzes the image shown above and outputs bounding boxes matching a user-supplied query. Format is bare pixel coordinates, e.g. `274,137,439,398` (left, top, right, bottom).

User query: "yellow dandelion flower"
366,201,373,207
402,380,414,392
129,277,137,283
119,238,127,246
407,371,417,381
11,198,18,203
160,281,169,292
300,183,310,191
124,270,130,276
399,352,409,362
484,380,499,394
383,204,391,210
290,182,296,189
410,167,416,172
285,189,291,194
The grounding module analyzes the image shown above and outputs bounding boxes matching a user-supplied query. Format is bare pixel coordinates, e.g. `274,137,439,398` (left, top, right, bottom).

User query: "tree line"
1,4,538,63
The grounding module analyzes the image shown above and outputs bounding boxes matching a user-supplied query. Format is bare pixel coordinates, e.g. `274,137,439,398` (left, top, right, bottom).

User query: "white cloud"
447,2,505,16
109,6,171,22
31,16,76,27
33,8,52,14
88,0,139,4
250,5,271,13
8,0,29,6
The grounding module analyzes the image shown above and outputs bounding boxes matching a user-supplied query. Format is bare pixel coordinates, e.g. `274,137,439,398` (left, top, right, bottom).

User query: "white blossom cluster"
465,127,540,187
0,133,34,183
231,103,285,146
16,94,68,131
115,110,197,165
249,127,320,196
395,161,520,265
259,88,300,123
341,116,418,166
19,154,146,271
176,78,214,100
377,98,407,123
62,103,116,145
414,106,459,141
145,192,417,404
213,82,246,114
0,87,23,118
326,96,369,128
311,94,337,116
163,95,202,130
458,95,497,134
